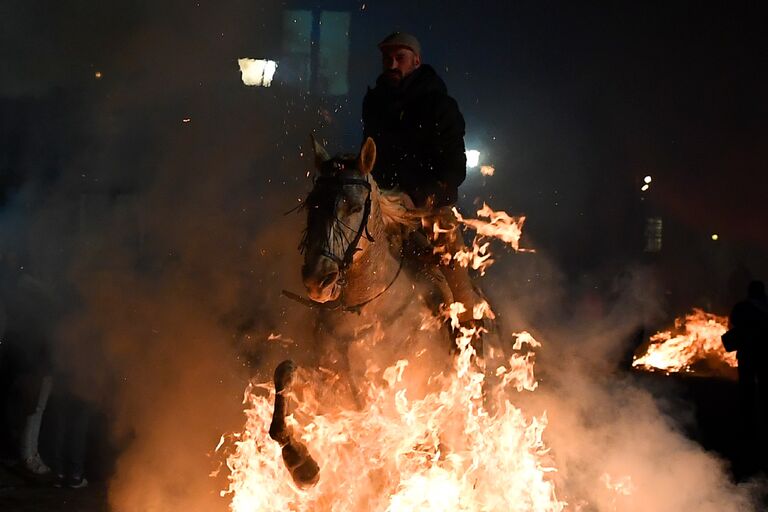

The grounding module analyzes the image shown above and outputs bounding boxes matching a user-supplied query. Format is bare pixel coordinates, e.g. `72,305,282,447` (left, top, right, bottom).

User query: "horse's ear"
311,134,331,168
358,137,377,175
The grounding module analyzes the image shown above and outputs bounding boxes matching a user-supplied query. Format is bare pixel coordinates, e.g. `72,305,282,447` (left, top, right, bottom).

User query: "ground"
0,465,107,512
0,372,762,511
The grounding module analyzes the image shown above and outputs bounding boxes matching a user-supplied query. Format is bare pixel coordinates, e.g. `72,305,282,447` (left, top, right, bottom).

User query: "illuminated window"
317,11,350,96
282,9,350,95
281,10,312,87
644,217,663,252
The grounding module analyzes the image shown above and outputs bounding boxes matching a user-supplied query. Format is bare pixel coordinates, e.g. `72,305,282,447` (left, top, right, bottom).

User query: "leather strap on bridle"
315,176,375,278
282,173,401,314
281,251,404,314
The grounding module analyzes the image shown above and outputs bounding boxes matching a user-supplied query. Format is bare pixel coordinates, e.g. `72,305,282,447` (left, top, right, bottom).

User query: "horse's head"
301,137,378,303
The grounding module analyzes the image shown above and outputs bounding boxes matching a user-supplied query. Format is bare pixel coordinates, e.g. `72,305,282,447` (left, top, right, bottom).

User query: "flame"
598,473,635,510
453,204,533,253
480,165,495,176
221,312,565,510
451,241,494,276
632,308,737,374
600,473,635,496
431,202,533,276
220,204,564,510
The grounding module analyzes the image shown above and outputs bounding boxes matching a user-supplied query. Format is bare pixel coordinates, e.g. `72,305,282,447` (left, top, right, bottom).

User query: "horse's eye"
349,205,363,214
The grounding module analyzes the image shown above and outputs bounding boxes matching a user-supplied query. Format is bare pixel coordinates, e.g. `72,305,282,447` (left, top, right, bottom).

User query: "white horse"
269,137,489,488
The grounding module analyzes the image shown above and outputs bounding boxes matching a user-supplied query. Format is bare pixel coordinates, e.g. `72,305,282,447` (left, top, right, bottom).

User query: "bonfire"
218,198,566,510
632,308,737,378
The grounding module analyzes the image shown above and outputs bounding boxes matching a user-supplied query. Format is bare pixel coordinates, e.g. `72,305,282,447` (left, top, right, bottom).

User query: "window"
282,9,350,95
644,217,663,252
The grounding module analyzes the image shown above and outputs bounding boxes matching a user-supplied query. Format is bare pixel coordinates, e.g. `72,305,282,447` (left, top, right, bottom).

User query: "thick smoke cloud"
484,253,759,510
1,1,323,510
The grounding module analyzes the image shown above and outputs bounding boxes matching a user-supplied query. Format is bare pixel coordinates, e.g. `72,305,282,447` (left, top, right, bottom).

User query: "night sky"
2,0,766,309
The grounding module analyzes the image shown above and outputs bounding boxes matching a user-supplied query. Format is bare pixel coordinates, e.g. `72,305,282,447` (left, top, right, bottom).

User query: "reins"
281,252,404,314
314,175,375,278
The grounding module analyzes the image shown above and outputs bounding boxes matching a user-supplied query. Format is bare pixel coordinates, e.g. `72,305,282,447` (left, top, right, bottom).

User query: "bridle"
283,159,404,313
314,172,375,280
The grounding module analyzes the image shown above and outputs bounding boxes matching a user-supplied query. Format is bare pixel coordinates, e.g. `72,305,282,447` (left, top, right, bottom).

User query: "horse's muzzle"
302,257,341,303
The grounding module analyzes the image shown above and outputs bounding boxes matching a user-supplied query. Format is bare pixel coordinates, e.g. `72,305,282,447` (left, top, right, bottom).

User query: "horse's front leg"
268,360,320,488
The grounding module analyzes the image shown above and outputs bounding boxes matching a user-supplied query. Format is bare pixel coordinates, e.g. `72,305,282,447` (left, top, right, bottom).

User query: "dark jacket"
363,65,466,207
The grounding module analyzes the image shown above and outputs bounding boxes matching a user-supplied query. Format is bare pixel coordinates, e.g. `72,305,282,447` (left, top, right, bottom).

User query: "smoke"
52,17,325,512
2,2,764,511
483,250,760,510
1,1,327,510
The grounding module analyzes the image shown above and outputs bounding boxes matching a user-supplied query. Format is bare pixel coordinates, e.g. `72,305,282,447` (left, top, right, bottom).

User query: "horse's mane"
378,189,423,233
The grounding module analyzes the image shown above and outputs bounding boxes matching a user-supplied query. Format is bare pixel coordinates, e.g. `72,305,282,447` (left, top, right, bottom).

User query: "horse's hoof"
292,458,320,488
274,360,296,393
282,442,320,488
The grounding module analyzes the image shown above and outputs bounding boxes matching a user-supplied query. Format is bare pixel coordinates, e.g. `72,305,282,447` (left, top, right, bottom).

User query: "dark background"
2,1,765,317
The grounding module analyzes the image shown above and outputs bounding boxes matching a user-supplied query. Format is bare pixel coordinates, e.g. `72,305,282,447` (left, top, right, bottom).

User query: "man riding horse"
363,32,481,327
268,33,491,489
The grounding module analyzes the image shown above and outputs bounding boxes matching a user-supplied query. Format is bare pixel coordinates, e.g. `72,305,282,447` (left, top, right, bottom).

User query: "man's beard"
383,69,403,86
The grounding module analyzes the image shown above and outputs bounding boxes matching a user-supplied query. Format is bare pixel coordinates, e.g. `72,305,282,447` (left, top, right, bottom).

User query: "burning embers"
632,308,737,377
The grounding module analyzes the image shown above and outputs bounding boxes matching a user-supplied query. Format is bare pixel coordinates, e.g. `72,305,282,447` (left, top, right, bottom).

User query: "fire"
221,317,565,510
632,308,737,374
431,203,533,276
219,204,564,510
453,204,533,253
450,241,494,276
600,473,635,496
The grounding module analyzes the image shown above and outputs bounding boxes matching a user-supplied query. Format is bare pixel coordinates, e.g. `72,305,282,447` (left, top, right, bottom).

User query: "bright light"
238,58,277,87
466,150,480,168
644,175,652,184
711,234,719,241
480,165,495,176
641,184,650,192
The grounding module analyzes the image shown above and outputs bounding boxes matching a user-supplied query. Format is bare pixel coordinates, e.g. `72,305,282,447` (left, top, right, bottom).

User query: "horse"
269,137,489,489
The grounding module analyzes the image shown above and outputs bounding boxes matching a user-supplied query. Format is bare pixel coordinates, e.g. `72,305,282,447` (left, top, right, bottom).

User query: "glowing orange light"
632,308,737,374
220,204,556,510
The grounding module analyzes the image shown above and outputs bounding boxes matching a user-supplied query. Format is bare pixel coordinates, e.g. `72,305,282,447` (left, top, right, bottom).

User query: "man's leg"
64,395,90,488
736,365,757,478
20,375,52,475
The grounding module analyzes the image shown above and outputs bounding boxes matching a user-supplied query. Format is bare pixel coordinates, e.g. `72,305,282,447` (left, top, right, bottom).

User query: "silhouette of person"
729,280,768,477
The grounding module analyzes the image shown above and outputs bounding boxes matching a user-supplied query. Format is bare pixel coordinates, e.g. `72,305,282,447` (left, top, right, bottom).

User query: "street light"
466,150,480,168
238,58,278,87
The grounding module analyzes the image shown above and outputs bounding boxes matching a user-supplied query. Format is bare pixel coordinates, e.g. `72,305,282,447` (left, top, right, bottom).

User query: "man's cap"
378,32,421,56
